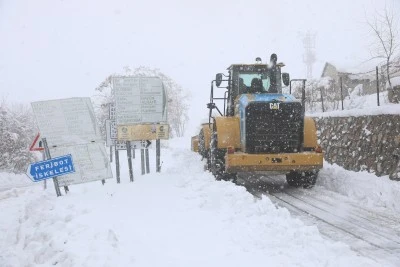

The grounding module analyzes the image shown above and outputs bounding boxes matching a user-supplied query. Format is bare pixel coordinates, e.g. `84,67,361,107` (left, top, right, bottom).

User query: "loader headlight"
227,146,235,154
315,146,323,153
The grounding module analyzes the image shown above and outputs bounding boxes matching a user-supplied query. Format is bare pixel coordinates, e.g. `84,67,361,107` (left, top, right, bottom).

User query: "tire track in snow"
239,175,400,267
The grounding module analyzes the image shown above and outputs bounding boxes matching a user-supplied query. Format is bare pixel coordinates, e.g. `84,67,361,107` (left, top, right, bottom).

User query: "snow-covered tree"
93,66,190,138
0,99,37,173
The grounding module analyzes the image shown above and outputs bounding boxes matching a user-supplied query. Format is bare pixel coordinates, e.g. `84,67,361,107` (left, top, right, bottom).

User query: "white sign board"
105,119,118,147
113,77,167,125
105,120,128,149
31,97,113,186
49,143,113,186
31,97,102,147
109,103,116,120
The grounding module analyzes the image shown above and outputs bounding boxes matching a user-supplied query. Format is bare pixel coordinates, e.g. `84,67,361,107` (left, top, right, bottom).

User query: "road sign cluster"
27,77,169,196
107,76,170,182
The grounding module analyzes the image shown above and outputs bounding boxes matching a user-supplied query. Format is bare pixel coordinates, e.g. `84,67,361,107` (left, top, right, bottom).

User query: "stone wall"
314,115,400,177
388,85,400,103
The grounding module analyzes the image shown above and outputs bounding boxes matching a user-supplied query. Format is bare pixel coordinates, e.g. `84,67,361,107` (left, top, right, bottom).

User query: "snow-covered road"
1,138,399,266
240,174,400,266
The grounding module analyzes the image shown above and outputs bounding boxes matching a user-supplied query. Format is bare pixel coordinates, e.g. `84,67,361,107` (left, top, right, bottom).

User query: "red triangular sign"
29,133,44,151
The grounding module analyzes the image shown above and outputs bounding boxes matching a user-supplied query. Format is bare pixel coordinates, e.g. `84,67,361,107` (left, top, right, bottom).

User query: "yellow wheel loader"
192,54,323,188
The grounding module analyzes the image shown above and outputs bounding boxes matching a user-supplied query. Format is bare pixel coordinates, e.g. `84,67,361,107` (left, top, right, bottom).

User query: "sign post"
156,139,161,172
145,146,150,174
115,146,120,183
126,141,134,182
39,140,47,190
141,147,145,175
42,138,62,197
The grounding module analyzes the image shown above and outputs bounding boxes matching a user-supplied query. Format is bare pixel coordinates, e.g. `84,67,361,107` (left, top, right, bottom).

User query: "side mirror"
282,73,290,86
215,73,223,87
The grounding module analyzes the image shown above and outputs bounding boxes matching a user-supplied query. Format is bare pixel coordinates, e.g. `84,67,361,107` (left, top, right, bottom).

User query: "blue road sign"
26,154,75,182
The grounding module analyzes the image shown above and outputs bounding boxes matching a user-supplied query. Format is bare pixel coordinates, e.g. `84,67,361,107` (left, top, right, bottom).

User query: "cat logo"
270,103,280,110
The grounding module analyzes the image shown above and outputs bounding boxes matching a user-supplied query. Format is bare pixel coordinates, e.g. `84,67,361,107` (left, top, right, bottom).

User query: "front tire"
286,170,319,188
210,132,237,182
286,171,303,187
302,170,318,188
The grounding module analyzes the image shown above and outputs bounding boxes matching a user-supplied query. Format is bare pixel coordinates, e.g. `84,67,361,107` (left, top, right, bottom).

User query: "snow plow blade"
225,152,323,173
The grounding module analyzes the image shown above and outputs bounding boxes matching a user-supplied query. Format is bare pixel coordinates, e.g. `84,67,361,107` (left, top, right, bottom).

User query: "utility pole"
302,31,317,79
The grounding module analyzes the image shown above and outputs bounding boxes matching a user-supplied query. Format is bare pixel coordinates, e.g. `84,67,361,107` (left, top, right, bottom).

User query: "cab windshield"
238,72,270,93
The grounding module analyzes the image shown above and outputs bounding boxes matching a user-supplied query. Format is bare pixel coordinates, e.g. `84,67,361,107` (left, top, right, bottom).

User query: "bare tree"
366,4,399,88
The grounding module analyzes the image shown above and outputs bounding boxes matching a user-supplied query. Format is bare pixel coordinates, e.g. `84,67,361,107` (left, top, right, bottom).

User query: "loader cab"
213,54,290,117
224,63,286,116
230,64,274,95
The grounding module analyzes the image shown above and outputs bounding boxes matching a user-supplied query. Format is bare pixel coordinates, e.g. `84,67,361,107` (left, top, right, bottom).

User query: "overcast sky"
0,0,398,134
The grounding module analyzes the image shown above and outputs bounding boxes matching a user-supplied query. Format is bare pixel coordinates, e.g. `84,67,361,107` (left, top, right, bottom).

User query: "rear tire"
198,129,206,158
210,132,237,182
199,129,211,170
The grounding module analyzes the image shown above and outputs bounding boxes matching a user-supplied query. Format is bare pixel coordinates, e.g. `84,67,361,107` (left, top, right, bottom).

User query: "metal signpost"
106,116,135,182
145,147,150,174
115,147,120,183
113,76,169,177
156,139,161,172
126,141,134,182
41,138,63,196
376,66,380,106
141,148,145,175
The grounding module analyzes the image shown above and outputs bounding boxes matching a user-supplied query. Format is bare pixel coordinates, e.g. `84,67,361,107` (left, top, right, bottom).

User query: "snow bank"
309,93,400,117
389,76,400,88
0,172,35,191
317,161,400,213
0,141,376,267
